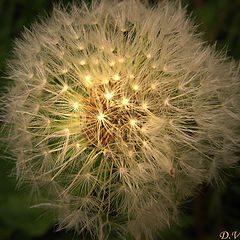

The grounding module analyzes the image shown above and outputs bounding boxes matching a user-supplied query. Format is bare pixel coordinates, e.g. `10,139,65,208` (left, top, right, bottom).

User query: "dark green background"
0,0,240,239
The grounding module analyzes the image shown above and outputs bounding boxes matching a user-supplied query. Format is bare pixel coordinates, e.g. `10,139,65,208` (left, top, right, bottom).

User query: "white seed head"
2,1,240,240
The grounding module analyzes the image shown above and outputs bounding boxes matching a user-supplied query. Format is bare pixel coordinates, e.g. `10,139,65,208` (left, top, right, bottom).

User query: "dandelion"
1,0,240,239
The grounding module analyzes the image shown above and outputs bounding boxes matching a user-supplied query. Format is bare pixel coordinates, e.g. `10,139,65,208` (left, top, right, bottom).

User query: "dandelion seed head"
2,0,240,239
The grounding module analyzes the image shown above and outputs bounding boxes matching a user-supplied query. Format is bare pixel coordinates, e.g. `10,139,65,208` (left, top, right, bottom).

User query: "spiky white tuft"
2,0,240,239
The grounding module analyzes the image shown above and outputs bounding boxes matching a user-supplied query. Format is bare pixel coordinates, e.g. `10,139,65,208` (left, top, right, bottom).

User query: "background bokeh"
0,0,240,239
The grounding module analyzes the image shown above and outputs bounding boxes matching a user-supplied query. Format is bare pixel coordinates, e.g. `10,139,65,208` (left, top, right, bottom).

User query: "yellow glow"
151,84,156,90
122,98,129,105
105,92,113,100
164,98,169,106
80,59,86,65
28,73,34,79
152,64,157,69
133,84,139,91
118,58,125,63
73,102,79,110
78,44,84,50
85,75,91,82
142,103,148,109
146,53,151,59
109,61,115,66
98,113,105,121
113,74,120,81
61,68,68,74
130,119,136,126
104,79,109,84
163,65,168,72
62,85,68,92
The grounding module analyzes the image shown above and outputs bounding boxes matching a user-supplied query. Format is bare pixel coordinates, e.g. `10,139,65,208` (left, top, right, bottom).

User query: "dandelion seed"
130,119,136,126
61,68,68,74
163,65,168,72
152,64,157,69
77,44,84,50
73,102,79,111
79,59,86,65
129,74,134,79
113,74,120,81
146,53,151,59
142,103,148,110
132,84,139,91
164,97,169,106
118,57,125,63
151,84,156,90
28,73,34,79
62,84,68,92
103,78,109,84
122,98,129,105
128,151,134,157
97,113,105,121
109,61,115,67
105,92,113,100
93,59,99,65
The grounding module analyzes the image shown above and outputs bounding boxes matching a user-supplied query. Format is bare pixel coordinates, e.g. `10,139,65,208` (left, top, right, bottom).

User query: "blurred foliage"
0,0,240,240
